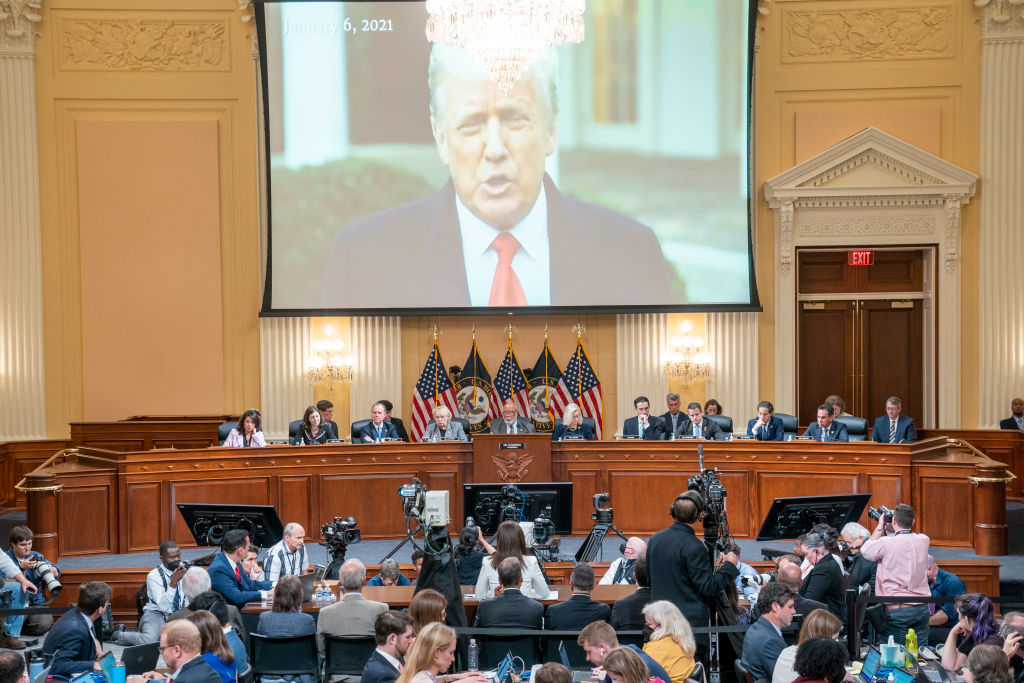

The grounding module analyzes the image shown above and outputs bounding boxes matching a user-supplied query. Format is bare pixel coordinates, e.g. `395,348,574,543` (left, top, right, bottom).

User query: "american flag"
527,342,562,431
493,346,532,420
410,341,460,442
552,340,604,439
455,341,501,434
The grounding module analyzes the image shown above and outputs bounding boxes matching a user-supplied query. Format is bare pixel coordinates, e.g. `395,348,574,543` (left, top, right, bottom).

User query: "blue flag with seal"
527,341,562,432
454,341,501,435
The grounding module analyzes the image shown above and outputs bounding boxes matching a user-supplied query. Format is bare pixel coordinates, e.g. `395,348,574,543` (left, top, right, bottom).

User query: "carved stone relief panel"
57,15,228,71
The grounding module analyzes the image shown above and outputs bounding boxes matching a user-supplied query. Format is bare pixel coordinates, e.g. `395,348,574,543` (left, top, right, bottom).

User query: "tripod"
381,515,423,562
574,515,628,563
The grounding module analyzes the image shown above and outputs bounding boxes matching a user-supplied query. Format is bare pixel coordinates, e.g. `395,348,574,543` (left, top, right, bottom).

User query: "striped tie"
889,419,897,443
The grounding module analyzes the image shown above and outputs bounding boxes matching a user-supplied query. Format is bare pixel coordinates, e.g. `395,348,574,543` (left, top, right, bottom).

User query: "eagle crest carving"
492,451,534,483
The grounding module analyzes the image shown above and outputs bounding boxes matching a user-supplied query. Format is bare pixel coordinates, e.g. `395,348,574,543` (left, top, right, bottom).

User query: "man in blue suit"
741,583,796,682
208,529,273,608
359,402,400,443
1000,398,1024,430
802,404,849,442
361,611,414,683
41,581,112,678
622,396,665,440
747,401,786,441
871,396,918,443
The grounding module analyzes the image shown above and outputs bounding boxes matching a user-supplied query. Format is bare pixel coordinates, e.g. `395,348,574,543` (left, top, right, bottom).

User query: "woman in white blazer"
474,521,550,599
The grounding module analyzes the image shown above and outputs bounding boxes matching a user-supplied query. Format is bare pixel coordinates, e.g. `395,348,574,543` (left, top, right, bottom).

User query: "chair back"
324,634,377,676
705,414,733,435
688,661,707,683
351,419,373,441
734,658,757,683
581,416,597,434
219,421,238,446
775,413,799,438
451,417,471,440
835,415,868,441
250,633,318,678
288,420,304,445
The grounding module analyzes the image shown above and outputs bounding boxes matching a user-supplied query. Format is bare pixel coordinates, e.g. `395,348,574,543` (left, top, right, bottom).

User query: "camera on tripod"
321,516,361,552
591,493,613,526
686,462,731,553
399,478,428,519
533,506,556,546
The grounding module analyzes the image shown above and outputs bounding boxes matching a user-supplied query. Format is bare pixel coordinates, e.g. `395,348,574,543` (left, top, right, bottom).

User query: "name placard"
499,443,525,450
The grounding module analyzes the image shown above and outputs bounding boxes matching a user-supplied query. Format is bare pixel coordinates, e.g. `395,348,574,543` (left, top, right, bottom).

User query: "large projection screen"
258,1,759,315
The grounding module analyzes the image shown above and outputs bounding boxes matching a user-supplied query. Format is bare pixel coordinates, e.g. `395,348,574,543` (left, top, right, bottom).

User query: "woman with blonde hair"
641,601,697,683
409,588,447,633
603,647,667,683
771,609,843,683
552,403,595,441
394,622,487,683
474,520,549,599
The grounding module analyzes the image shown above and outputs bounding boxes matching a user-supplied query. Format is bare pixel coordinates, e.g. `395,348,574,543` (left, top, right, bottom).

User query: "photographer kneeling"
0,537,40,649
5,526,60,640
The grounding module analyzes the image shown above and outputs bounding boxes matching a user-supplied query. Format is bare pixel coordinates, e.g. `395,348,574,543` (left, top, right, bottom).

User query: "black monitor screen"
463,482,573,536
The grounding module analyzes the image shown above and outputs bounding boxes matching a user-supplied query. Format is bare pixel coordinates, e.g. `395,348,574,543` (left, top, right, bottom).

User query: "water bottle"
905,629,918,667
467,638,479,671
27,651,44,682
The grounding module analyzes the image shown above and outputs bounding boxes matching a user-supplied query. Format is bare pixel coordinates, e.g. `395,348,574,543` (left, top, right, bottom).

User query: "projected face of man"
432,70,557,231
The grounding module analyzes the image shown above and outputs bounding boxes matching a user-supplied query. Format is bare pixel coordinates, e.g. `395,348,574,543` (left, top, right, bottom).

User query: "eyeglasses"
159,644,178,653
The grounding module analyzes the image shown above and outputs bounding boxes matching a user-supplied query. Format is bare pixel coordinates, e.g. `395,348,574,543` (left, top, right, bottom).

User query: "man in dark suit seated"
1000,398,1024,430
741,583,796,682
316,400,340,441
659,393,685,439
475,558,543,628
747,400,786,441
153,619,222,683
378,400,410,442
361,611,415,683
41,581,112,678
207,529,273,608
491,400,536,434
621,396,665,440
610,554,653,630
870,396,918,443
675,402,726,440
359,402,400,443
545,564,609,629
802,404,849,442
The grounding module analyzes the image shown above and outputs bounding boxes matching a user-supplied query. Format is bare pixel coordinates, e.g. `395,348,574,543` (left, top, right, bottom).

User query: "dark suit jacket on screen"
208,551,273,608
545,593,611,630
321,176,674,309
358,421,399,443
475,588,544,629
42,609,97,677
622,416,665,440
870,414,917,443
361,650,402,683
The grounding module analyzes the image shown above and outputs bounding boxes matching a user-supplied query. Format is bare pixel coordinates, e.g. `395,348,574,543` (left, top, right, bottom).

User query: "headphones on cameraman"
673,491,704,516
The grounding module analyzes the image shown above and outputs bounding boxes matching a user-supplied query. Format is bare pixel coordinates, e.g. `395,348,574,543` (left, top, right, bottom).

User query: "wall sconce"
306,324,353,389
663,320,711,386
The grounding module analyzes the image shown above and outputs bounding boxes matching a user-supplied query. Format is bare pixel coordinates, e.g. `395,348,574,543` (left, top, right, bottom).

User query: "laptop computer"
485,653,515,683
120,641,160,676
858,646,882,683
300,573,317,601
558,641,596,683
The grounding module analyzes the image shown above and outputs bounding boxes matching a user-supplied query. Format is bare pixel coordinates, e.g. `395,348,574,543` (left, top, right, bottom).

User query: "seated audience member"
824,395,851,418
317,400,339,442
378,399,410,442
474,521,548,599
600,537,646,585
798,533,846,622
941,594,1003,673
191,594,248,682
660,393,685,438
802,404,849,442
964,644,1013,683
362,611,415,683
422,405,468,442
491,400,536,434
791,636,847,683
603,647,669,683
297,405,332,445
997,612,1024,683
263,522,308,583
741,583,797,682
317,559,389,661
871,396,918,443
577,621,671,683
748,401,786,441
622,396,665,440
360,402,399,443
726,541,762,604
187,610,236,683
475,558,543,629
170,568,212,617
770,609,843,683
928,555,966,645
534,663,572,683
41,581,112,677
224,409,265,448
611,554,653,631
552,403,596,441
394,622,486,683
454,526,494,586
704,399,723,416
409,589,447,633
367,558,411,587
0,652,24,683
6,525,60,638
257,574,315,638
113,540,186,645
771,563,827,619
677,402,726,440
411,550,425,583
208,529,273,608
840,523,876,591
144,619,222,683
546,564,610,629
641,601,697,683
1000,398,1024,431
243,544,264,582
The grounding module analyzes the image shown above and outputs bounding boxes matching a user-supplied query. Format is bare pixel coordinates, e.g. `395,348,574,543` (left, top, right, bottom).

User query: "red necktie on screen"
488,233,527,306
235,564,242,584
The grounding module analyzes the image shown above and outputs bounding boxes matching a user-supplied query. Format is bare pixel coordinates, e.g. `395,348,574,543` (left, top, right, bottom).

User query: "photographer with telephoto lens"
5,526,59,641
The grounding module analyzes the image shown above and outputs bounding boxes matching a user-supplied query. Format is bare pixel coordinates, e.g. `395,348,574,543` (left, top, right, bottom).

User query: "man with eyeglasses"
142,620,220,683
41,581,112,678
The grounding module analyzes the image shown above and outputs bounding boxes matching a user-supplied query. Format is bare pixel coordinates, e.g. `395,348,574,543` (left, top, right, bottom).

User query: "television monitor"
176,503,285,548
755,493,872,541
462,482,573,536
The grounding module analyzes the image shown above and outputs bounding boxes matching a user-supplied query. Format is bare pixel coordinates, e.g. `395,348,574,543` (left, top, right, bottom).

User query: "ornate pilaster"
0,0,46,439
977,0,1024,426
615,314,667,436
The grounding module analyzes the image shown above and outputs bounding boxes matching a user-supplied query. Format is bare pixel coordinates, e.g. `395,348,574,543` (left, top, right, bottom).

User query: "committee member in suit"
674,402,725,440
491,400,535,434
647,491,739,641
871,396,918,443
320,45,674,310
551,403,595,441
747,401,786,441
475,558,543,628
146,620,222,683
296,404,335,445
360,402,400,443
316,400,340,442
611,553,653,630
41,581,111,678
741,583,796,682
207,529,273,608
378,400,410,442
660,393,685,438
1000,398,1024,430
545,564,610,629
317,559,389,662
622,396,665,440
802,404,849,442
224,409,266,448
362,612,415,683
422,405,468,442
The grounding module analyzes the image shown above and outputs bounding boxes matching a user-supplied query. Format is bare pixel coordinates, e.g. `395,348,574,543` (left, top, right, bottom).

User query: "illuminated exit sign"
848,250,874,266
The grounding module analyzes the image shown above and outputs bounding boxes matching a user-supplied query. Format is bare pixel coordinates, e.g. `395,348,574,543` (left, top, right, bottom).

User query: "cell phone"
312,564,327,581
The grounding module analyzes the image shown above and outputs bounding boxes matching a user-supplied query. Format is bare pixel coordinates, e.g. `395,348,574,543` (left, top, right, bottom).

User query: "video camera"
399,478,428,519
687,445,731,554
591,493,613,526
321,516,361,554
473,483,524,528
533,505,556,546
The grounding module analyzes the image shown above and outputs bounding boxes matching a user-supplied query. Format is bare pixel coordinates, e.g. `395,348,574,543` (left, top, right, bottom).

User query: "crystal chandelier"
663,321,712,386
306,326,354,390
425,0,585,94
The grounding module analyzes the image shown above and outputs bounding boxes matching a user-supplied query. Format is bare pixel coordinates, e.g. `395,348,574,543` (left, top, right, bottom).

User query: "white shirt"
376,648,402,673
145,565,180,614
474,555,550,599
456,185,551,306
